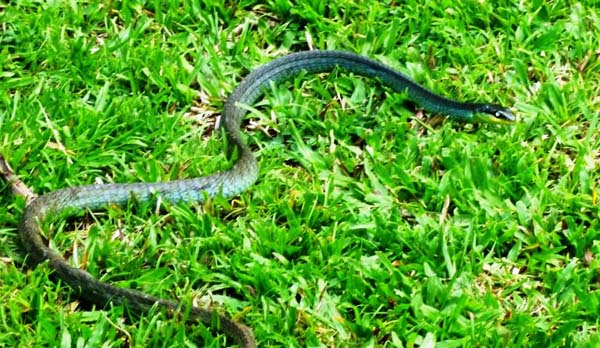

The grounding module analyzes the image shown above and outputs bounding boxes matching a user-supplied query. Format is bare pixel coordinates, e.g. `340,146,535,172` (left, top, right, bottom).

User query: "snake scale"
17,50,514,347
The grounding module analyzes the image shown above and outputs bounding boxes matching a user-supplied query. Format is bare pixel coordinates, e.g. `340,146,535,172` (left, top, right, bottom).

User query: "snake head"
473,104,516,125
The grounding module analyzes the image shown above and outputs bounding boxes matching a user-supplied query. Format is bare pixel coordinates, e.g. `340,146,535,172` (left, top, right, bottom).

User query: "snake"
17,50,514,347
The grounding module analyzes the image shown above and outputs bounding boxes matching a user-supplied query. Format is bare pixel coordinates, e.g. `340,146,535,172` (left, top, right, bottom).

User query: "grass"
1,1,599,347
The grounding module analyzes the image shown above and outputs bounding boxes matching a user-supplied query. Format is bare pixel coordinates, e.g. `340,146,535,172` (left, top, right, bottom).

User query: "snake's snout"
494,107,516,123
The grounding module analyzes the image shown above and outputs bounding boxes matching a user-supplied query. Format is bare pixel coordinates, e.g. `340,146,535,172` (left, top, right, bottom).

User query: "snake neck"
221,50,490,132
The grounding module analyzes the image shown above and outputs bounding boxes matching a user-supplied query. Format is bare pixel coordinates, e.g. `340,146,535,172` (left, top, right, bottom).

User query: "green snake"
17,50,514,347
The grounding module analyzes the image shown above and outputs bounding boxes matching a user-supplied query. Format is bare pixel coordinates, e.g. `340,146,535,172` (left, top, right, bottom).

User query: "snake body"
19,51,514,347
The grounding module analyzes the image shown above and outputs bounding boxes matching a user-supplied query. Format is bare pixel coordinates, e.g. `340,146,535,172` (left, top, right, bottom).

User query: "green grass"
1,1,599,347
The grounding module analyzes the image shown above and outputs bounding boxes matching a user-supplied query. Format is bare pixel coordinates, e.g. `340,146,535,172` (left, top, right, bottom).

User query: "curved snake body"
19,51,514,347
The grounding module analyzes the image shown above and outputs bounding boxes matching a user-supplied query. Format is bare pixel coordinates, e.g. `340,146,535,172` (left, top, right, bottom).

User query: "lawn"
1,1,599,347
